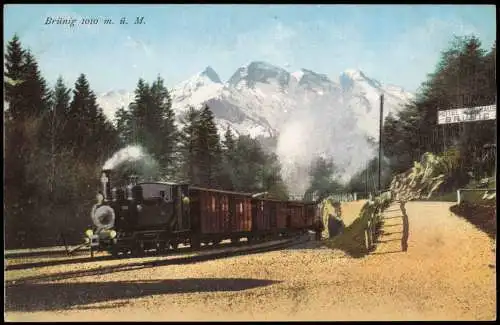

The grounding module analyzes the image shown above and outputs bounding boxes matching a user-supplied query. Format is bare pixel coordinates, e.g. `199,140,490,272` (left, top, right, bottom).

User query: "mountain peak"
340,69,382,90
342,69,366,80
199,66,222,84
228,61,290,88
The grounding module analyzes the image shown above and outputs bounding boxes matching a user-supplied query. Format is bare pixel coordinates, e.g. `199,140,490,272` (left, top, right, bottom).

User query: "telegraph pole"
378,94,384,193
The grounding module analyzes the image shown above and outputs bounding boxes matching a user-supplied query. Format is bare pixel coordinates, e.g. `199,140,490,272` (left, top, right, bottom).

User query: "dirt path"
5,201,496,321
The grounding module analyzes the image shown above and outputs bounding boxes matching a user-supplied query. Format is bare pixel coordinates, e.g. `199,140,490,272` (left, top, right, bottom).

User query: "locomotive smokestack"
101,169,112,201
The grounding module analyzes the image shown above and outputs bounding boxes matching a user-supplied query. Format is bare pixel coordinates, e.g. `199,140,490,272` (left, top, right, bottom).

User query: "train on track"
85,170,324,257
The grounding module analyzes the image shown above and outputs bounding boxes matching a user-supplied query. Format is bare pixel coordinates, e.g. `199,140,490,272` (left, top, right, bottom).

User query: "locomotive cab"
131,182,191,232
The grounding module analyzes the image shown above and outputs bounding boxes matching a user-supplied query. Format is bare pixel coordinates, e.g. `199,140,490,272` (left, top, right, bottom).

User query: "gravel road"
5,201,496,321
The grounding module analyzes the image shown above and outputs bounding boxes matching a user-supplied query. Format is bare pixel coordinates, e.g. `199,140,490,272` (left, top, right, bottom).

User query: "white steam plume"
103,145,145,170
276,95,377,196
102,145,161,183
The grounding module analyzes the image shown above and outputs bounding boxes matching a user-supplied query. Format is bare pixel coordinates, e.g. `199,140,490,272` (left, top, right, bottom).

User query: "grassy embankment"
322,199,386,258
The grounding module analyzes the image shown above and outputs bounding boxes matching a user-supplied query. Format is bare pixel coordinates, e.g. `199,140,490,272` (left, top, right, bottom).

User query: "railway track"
6,234,311,286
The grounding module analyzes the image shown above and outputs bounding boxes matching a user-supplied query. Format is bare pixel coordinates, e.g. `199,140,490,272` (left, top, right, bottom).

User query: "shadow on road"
383,216,403,220
6,241,259,272
322,216,370,259
6,255,114,271
5,278,280,312
379,231,403,236
376,238,401,243
382,223,403,228
6,241,297,286
370,250,402,255
450,203,496,240
374,204,408,253
5,249,89,259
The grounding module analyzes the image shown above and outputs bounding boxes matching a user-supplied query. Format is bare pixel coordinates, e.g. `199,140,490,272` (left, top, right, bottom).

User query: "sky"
4,4,497,95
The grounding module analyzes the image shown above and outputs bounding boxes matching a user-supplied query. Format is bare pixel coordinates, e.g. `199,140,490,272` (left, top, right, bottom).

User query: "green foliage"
460,190,496,206
323,200,383,258
4,36,120,248
115,76,179,179
65,73,119,163
178,106,202,184
196,105,223,187
389,152,449,202
3,35,291,249
215,125,288,196
345,156,392,194
334,34,496,256
303,156,344,201
382,35,496,186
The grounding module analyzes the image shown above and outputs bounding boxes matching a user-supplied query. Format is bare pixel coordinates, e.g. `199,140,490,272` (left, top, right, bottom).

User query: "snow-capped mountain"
98,89,135,121
97,62,414,194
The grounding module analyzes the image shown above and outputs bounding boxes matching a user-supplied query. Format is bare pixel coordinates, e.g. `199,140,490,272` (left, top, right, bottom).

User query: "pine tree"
43,76,72,196
232,135,267,192
4,37,53,247
222,126,236,152
115,106,133,144
150,75,178,177
67,73,118,162
219,126,237,190
197,105,222,187
178,106,202,184
381,34,496,187
304,156,343,201
21,51,52,121
49,77,71,150
261,152,289,200
128,78,151,147
4,35,28,191
4,34,26,121
66,74,91,151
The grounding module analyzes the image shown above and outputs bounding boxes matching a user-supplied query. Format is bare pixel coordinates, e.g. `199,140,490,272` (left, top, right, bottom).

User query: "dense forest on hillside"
346,35,496,194
3,34,496,248
4,35,288,248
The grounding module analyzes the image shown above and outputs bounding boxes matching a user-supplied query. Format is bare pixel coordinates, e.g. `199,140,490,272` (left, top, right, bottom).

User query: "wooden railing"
361,191,392,252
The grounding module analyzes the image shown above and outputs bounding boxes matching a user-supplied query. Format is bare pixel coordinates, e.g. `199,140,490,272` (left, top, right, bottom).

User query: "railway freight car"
188,187,253,248
86,170,322,257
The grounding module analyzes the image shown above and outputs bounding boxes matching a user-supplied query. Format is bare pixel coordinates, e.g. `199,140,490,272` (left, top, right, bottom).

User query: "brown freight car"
253,198,313,237
305,203,316,227
189,187,253,246
287,201,306,229
251,198,287,240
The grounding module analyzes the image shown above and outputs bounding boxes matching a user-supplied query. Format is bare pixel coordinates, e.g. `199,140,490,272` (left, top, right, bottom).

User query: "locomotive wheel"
132,242,145,257
156,241,167,254
191,238,201,250
110,247,120,258
170,241,179,251
210,239,222,246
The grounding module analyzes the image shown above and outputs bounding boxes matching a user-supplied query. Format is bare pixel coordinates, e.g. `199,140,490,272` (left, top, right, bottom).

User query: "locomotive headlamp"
182,196,190,205
109,230,117,239
96,193,104,204
85,229,94,237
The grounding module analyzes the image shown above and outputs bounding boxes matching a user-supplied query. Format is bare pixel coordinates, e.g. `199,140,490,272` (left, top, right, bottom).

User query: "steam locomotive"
85,170,323,257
